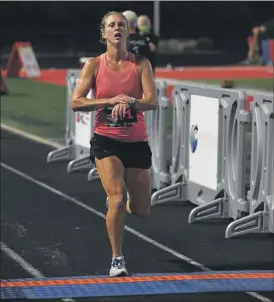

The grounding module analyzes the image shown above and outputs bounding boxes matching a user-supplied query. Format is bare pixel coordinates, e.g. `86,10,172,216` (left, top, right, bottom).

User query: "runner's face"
103,14,128,45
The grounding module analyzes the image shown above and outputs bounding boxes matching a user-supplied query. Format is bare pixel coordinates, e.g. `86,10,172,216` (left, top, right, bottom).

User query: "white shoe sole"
109,268,129,277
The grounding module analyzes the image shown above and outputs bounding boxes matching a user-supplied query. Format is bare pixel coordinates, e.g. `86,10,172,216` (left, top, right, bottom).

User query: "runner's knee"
133,207,150,217
130,197,151,217
108,189,127,209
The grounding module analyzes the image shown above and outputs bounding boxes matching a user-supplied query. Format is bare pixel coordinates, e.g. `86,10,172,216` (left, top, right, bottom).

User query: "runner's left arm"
134,58,158,112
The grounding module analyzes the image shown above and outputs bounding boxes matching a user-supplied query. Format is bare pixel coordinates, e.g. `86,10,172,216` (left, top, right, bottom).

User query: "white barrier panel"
150,85,189,205
65,70,78,145
75,112,92,149
226,95,274,237
188,94,219,192
145,81,171,190
66,83,97,175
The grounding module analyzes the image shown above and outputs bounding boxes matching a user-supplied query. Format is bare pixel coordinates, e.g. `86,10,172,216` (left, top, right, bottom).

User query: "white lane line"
1,241,75,302
1,123,63,149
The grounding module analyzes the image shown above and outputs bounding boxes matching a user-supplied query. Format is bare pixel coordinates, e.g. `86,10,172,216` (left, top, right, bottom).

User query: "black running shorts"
90,133,152,169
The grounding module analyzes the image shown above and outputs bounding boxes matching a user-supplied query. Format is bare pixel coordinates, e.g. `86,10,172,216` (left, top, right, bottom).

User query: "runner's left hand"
111,103,130,119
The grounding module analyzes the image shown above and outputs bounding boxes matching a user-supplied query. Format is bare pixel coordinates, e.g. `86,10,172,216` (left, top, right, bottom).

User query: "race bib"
104,107,137,127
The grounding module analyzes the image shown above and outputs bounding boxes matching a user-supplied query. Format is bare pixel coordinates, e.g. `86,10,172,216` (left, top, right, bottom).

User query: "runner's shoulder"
133,53,150,66
83,56,101,70
82,56,102,77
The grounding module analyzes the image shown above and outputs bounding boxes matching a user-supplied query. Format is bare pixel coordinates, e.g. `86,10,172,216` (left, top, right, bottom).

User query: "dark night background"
1,1,274,67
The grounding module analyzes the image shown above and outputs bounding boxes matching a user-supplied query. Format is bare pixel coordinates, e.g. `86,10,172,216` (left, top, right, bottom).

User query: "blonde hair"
99,11,129,45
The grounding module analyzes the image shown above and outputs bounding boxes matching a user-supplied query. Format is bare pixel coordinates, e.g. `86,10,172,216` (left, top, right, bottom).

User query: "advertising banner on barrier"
188,94,219,191
74,90,93,149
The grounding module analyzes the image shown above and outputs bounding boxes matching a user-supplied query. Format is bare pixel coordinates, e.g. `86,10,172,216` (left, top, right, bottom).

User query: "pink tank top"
93,53,148,142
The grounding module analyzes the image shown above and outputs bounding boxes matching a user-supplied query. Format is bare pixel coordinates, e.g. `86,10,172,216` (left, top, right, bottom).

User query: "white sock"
112,256,124,261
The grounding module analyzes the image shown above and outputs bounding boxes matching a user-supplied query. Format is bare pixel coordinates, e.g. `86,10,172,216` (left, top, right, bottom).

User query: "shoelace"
111,258,124,269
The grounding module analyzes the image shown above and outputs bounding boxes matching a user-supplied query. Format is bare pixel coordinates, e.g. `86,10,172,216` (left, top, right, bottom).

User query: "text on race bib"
104,107,137,127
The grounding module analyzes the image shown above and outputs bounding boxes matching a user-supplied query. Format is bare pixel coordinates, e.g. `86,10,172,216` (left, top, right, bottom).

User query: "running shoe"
109,256,129,277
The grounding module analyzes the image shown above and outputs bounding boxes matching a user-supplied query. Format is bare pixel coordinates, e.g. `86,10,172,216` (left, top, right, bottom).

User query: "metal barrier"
46,69,99,179
66,71,95,173
47,70,79,163
67,108,95,173
150,84,273,237
65,70,77,145
152,85,251,210
46,69,273,238
186,86,251,220
145,81,171,190
226,95,274,237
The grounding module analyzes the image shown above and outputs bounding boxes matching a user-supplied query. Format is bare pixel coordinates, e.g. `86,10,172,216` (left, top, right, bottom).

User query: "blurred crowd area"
1,1,273,68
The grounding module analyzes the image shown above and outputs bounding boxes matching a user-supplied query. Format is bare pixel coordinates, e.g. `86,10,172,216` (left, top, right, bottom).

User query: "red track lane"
3,66,266,112
3,65,273,87
156,66,273,80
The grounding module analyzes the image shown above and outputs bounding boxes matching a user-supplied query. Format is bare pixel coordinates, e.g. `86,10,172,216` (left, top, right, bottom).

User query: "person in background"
221,80,234,89
244,18,274,65
122,10,158,74
137,15,159,73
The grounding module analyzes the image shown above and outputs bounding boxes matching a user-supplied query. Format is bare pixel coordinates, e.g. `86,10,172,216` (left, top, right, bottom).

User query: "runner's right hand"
108,94,132,106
